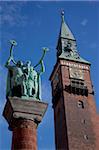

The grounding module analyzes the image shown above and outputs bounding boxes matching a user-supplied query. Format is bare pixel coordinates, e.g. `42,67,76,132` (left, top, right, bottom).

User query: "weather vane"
61,10,64,15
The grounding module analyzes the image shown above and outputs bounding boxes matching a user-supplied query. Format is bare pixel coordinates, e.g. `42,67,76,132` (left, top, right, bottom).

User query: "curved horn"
34,47,49,68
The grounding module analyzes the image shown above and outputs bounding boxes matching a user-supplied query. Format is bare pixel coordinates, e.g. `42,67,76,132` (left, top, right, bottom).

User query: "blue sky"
0,1,99,149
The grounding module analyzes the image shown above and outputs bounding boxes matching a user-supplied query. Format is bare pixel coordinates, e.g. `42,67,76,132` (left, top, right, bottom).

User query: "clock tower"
50,11,99,150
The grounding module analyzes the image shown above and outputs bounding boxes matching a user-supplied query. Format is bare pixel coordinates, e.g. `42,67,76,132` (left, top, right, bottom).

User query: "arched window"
77,100,84,109
84,135,88,140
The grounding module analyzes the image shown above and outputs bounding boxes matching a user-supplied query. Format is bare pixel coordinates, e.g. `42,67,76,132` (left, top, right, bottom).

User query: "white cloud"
81,19,88,26
1,2,28,27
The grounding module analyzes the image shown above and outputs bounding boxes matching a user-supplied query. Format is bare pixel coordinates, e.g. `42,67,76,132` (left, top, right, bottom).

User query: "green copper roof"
59,53,91,64
60,11,75,40
56,11,91,65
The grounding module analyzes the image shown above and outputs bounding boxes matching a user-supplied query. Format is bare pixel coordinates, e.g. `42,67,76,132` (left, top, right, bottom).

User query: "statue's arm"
38,60,45,75
5,59,15,69
5,63,13,70
34,47,48,69
5,59,10,68
5,57,17,68
12,59,17,65
5,40,17,67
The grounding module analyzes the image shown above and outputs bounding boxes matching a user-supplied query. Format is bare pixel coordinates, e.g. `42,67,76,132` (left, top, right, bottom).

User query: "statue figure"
26,61,43,100
27,65,38,98
5,60,27,97
5,40,48,100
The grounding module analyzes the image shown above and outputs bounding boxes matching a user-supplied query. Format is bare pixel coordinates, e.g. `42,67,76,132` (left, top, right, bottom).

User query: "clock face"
69,67,84,80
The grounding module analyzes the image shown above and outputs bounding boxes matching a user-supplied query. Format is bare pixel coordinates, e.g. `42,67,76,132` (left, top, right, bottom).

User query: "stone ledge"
3,97,48,129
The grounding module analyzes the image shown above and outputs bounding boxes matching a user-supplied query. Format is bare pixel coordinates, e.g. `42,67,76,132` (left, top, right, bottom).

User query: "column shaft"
11,119,37,150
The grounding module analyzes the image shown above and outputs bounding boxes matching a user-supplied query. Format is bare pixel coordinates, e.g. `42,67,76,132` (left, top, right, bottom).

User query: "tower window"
81,119,86,124
77,100,84,109
84,135,88,140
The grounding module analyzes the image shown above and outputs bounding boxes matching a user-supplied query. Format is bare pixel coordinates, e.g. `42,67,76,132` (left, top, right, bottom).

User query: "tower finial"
61,10,65,22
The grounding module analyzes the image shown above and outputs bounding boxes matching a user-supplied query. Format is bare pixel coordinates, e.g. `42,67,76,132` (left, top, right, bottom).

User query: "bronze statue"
5,40,48,100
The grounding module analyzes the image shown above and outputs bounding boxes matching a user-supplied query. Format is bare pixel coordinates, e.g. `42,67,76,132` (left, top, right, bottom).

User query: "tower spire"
60,10,75,40
56,11,90,64
61,10,65,22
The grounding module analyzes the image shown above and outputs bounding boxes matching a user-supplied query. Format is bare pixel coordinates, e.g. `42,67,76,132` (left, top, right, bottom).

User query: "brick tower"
50,11,99,150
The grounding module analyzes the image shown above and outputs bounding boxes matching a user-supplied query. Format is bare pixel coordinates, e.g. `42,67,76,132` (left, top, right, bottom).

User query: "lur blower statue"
5,40,48,100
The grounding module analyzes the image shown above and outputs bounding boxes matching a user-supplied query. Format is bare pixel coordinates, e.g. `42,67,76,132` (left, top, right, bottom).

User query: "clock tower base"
50,59,99,150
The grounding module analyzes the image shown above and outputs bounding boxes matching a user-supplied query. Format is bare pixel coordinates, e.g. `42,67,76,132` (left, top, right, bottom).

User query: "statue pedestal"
3,97,48,150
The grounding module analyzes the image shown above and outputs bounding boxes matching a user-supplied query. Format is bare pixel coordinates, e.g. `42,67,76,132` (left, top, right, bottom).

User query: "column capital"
3,97,48,130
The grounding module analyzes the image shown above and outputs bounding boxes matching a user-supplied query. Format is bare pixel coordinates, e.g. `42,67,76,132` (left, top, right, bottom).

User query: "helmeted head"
17,61,23,67
26,61,31,67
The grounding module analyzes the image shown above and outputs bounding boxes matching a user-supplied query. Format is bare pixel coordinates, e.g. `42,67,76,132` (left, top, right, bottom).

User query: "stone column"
3,97,48,150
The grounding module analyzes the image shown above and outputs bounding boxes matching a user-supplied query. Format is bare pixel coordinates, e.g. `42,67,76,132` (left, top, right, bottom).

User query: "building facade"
50,11,99,150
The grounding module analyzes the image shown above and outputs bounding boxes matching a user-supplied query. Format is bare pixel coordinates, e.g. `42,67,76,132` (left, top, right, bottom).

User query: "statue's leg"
28,87,33,97
21,82,27,96
37,75,41,100
33,79,38,99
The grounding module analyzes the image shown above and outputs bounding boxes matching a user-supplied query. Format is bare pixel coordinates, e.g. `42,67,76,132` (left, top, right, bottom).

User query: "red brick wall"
63,92,96,150
11,118,37,150
54,97,69,150
60,60,99,150
88,94,99,150
51,59,99,150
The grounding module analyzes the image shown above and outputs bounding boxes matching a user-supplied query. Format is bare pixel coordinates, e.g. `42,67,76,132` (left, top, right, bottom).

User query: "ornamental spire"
56,11,90,64
60,10,75,40
61,10,65,22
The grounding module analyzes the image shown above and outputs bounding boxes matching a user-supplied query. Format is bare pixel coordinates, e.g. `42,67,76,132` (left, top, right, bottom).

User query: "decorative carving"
65,81,88,96
69,67,84,80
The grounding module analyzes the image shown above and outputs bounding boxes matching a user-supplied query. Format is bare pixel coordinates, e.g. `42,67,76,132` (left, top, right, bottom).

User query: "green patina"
59,53,90,64
60,11,75,40
57,11,90,65
5,40,48,100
